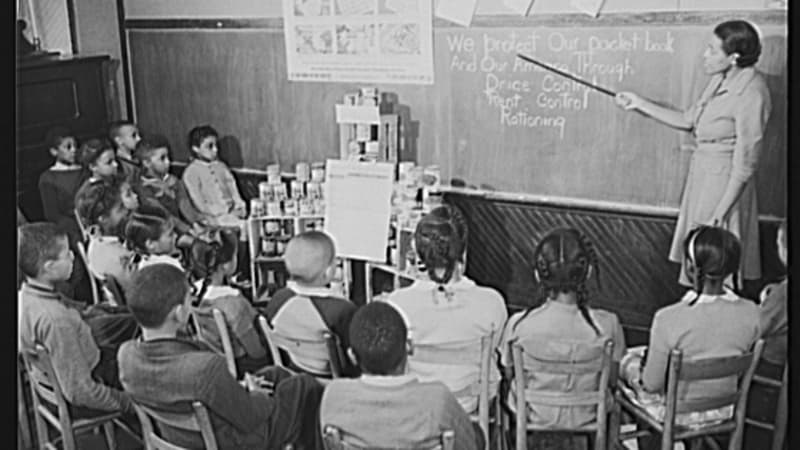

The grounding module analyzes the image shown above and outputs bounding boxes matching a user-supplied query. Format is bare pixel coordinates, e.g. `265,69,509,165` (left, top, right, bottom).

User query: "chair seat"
617,393,737,439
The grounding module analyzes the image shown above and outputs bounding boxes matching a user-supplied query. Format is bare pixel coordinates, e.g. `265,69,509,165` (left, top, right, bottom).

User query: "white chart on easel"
323,159,395,261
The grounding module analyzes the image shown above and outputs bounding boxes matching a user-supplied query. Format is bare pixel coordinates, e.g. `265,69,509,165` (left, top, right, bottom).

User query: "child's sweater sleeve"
222,164,245,209
175,178,205,224
181,163,213,217
46,320,132,413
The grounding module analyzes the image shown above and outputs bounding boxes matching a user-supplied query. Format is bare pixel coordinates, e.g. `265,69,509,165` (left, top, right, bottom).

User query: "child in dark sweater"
37,126,87,242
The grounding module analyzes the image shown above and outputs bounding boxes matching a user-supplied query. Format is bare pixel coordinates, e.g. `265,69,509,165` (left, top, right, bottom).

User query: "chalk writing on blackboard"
446,30,675,139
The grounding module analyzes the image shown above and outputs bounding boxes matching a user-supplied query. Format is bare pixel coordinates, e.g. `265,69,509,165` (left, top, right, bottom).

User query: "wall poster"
283,0,434,84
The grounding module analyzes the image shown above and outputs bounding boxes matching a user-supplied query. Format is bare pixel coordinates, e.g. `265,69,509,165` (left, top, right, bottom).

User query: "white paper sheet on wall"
571,0,605,17
323,159,395,261
503,0,534,16
434,0,478,27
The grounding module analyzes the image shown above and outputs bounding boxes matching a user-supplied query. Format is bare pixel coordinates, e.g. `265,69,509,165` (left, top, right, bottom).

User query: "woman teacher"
615,20,771,288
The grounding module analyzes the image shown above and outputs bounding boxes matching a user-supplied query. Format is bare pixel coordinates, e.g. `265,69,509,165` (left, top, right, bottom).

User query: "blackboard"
126,11,786,216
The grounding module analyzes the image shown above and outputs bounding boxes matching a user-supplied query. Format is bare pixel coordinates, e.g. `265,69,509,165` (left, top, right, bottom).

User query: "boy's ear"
346,348,358,367
49,148,58,158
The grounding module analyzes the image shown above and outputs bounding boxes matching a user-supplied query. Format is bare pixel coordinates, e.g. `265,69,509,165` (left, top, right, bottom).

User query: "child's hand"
176,233,195,248
191,222,206,236
615,92,642,111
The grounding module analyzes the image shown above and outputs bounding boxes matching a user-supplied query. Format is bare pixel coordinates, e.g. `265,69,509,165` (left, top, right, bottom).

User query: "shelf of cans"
249,161,326,219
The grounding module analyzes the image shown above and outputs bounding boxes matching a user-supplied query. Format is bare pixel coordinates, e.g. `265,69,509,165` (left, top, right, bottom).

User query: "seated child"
187,230,271,375
37,126,87,242
108,120,142,180
76,137,121,197
18,222,133,414
124,205,200,271
500,227,626,430
758,219,788,373
262,231,358,377
132,135,205,236
384,205,507,413
619,226,760,429
181,125,246,228
119,264,325,450
320,301,482,450
75,176,140,297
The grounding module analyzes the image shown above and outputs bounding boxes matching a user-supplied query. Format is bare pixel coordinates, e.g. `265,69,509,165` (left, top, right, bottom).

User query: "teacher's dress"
671,67,772,286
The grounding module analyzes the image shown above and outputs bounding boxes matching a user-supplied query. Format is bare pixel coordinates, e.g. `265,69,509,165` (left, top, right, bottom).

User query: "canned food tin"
290,180,304,199
295,163,310,182
299,198,314,216
266,201,282,217
249,199,264,217
283,199,297,216
272,183,288,201
263,220,280,234
258,182,273,203
311,163,325,183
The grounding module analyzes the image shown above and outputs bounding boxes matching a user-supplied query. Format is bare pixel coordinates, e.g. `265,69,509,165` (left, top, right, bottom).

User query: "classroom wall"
122,0,773,18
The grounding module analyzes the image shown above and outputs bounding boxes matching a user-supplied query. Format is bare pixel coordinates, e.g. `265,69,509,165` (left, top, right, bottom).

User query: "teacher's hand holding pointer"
615,20,772,289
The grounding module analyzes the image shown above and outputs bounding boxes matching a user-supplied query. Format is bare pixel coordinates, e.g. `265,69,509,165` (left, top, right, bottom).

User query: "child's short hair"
349,302,407,375
128,264,189,328
283,231,335,284
75,176,125,226
108,120,136,142
124,209,172,254
187,125,219,150
44,126,73,150
134,134,171,163
18,222,68,278
79,138,115,168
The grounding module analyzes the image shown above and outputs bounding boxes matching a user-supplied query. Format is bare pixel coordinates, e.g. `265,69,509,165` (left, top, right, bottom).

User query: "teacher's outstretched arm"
614,91,693,131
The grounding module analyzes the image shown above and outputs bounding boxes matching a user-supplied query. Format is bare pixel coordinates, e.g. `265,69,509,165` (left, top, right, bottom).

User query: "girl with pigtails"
384,204,508,415
619,225,760,430
499,227,626,430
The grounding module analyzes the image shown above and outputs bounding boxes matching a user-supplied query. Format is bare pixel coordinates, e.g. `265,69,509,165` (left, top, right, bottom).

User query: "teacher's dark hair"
714,20,761,68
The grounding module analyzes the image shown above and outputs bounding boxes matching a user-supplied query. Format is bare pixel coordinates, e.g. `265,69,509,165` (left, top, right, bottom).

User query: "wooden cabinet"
16,54,120,221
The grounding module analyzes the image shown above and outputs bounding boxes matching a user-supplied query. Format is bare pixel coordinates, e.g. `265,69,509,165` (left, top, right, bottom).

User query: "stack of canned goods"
250,162,327,218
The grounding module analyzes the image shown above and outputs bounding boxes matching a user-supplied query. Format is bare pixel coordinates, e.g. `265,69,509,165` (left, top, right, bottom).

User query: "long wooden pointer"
516,53,617,97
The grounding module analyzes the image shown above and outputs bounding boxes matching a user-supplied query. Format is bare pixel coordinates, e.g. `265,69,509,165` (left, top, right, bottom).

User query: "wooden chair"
190,308,238,378
508,338,615,450
21,344,139,450
132,400,218,450
744,364,788,450
74,209,89,242
18,355,33,450
103,274,128,306
409,330,498,450
257,315,345,379
74,239,101,305
616,339,764,450
322,425,455,450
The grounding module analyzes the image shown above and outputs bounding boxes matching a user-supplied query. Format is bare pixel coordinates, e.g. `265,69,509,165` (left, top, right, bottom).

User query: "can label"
284,199,298,216
290,180,304,199
258,182,273,203
266,201,282,216
296,163,310,182
250,199,264,217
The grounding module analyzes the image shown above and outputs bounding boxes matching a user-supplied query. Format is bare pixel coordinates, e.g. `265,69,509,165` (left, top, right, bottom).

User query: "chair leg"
102,422,117,450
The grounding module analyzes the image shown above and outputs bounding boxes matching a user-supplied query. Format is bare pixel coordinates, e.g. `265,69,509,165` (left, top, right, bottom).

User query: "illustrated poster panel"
283,0,434,84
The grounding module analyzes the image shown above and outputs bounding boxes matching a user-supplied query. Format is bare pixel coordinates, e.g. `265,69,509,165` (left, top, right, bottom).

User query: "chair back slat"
411,335,486,366
258,314,344,378
659,339,764,449
678,354,754,381
511,338,613,450
523,390,602,407
133,401,219,450
74,239,101,305
674,394,739,414
322,425,452,450
190,309,238,378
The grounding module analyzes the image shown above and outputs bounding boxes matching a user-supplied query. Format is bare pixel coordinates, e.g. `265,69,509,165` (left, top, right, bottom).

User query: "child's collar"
116,148,134,160
23,279,57,293
51,161,81,171
287,280,340,298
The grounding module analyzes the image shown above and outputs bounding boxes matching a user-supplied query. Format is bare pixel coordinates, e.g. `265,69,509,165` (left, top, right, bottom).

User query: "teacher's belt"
692,141,735,155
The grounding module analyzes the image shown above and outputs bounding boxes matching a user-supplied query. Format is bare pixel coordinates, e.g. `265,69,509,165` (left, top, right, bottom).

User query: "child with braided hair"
186,229,271,375
499,227,626,430
384,204,507,414
619,225,760,430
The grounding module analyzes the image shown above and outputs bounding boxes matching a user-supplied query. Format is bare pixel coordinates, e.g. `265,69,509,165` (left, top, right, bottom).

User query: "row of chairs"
18,325,786,450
